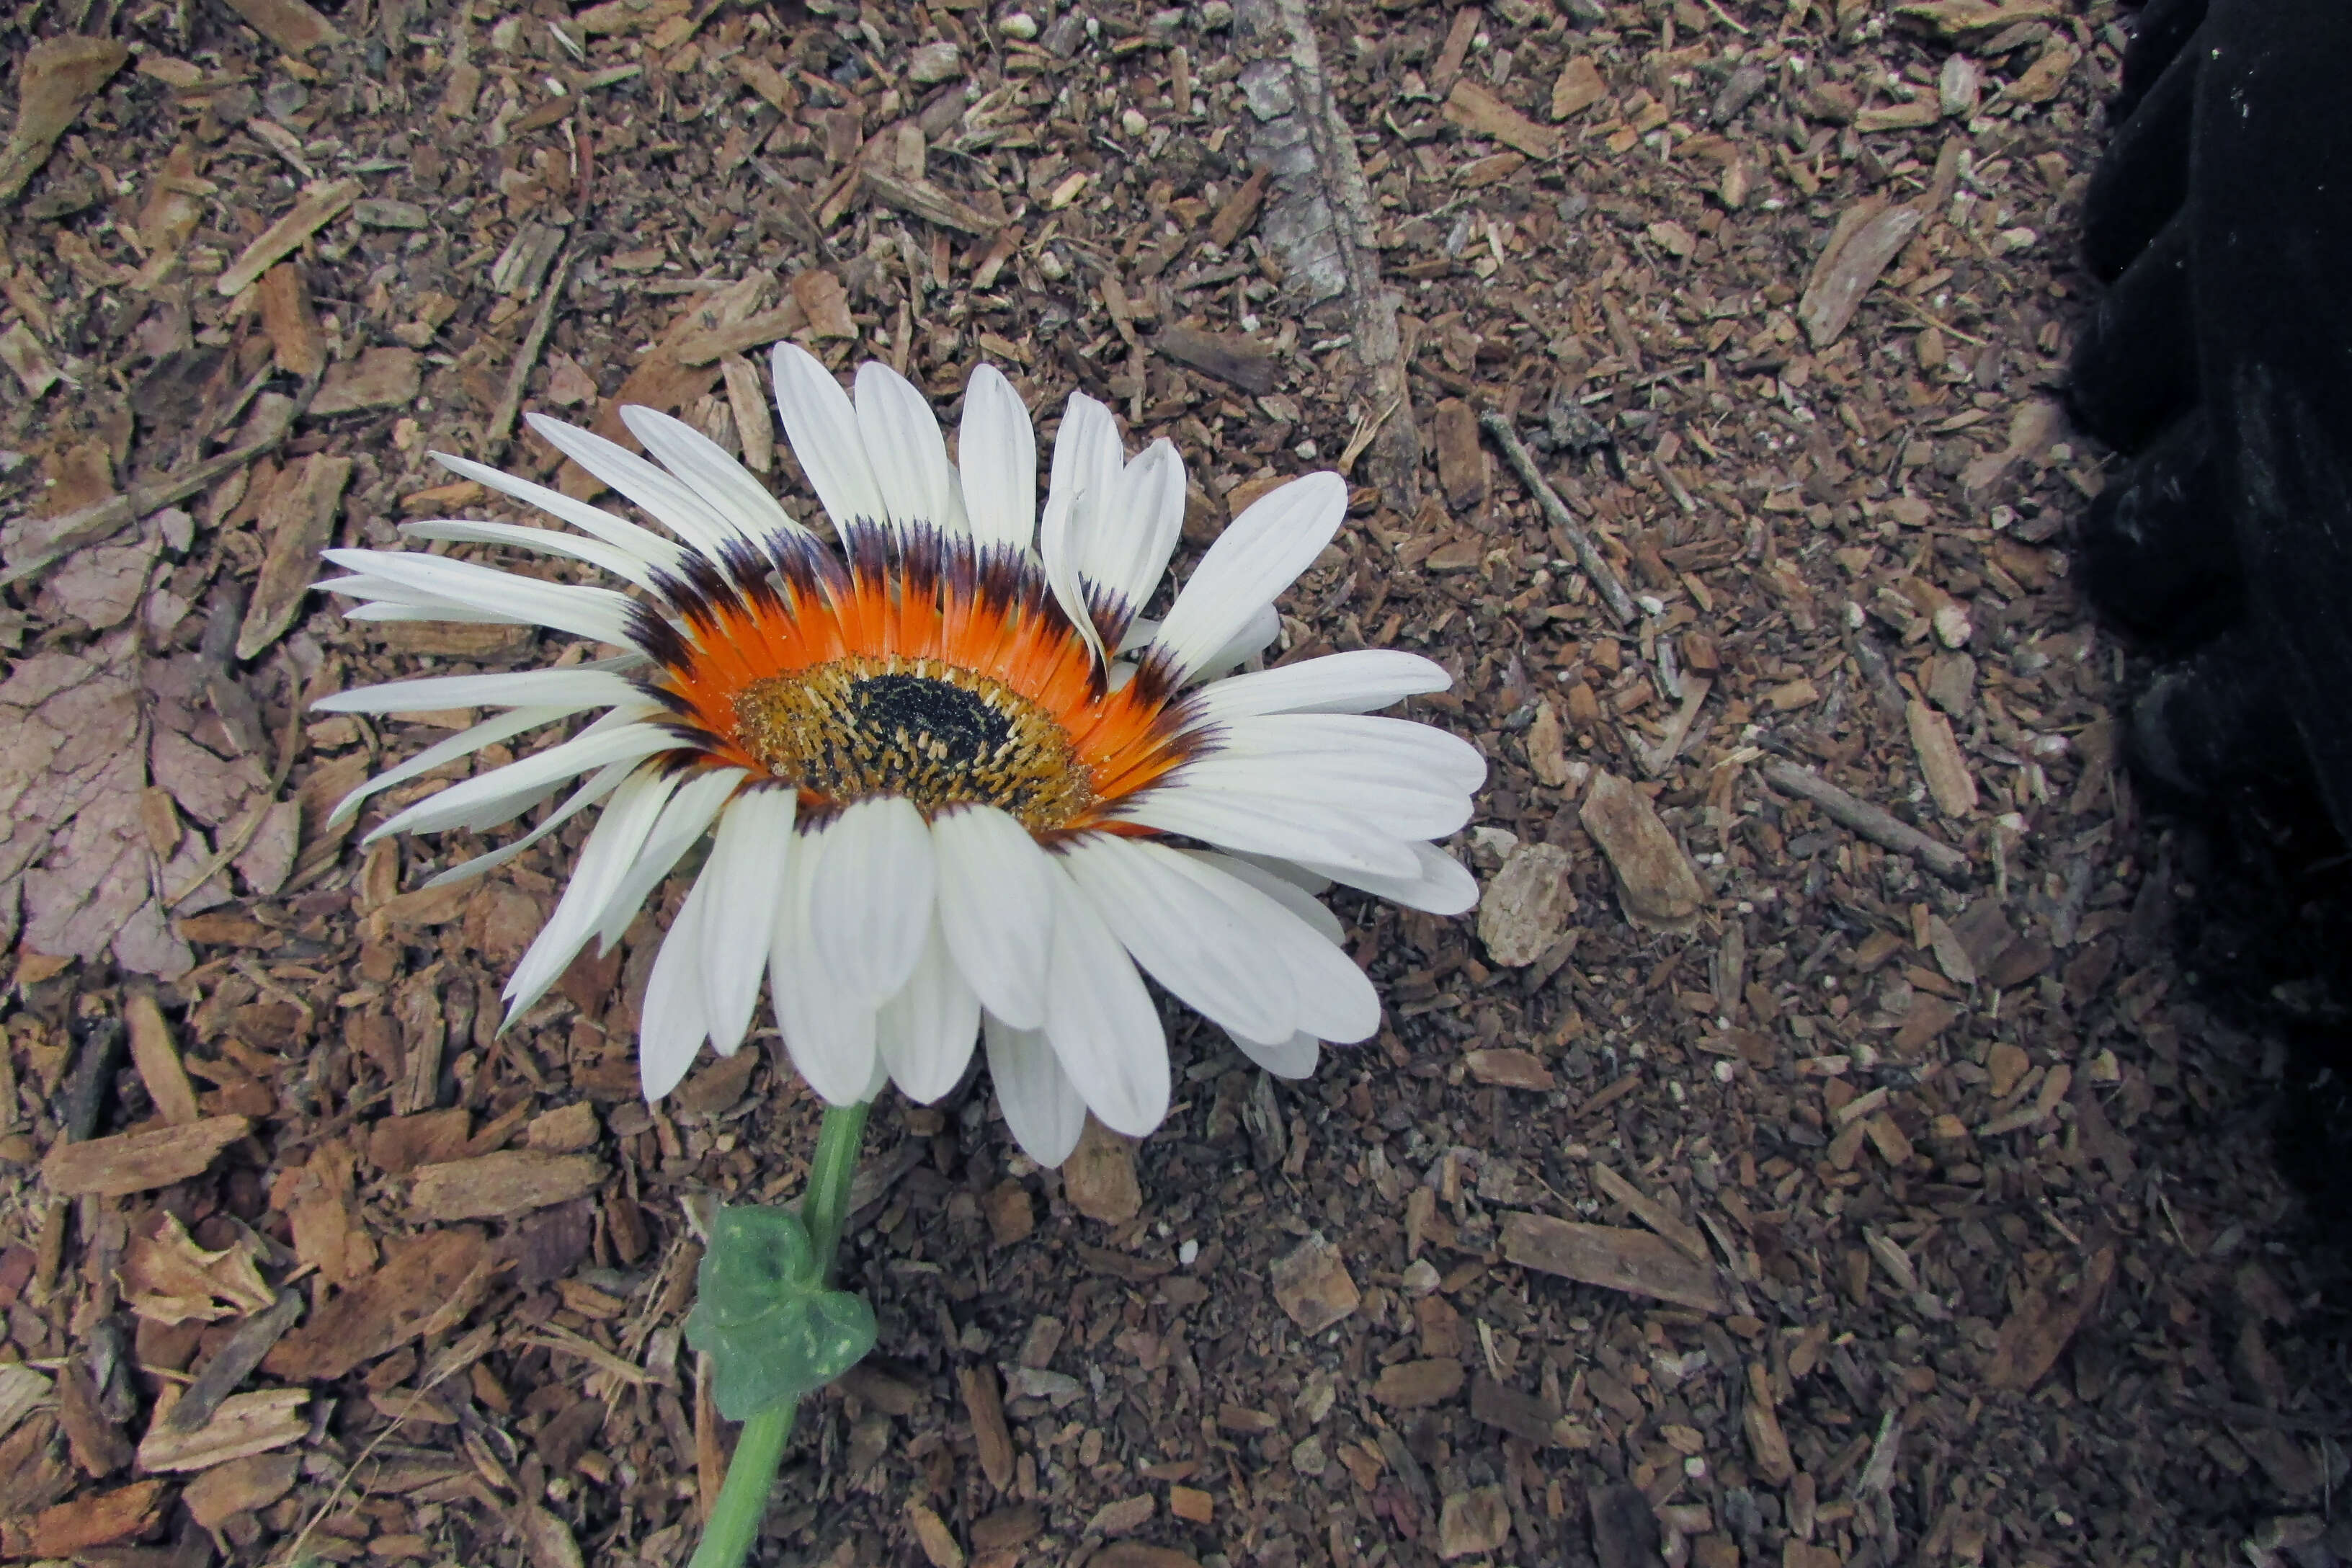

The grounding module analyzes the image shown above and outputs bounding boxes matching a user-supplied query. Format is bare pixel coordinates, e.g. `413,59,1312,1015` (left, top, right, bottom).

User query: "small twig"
1758,757,1973,886
482,249,574,463
0,373,318,593
166,1288,303,1433
1477,409,1641,626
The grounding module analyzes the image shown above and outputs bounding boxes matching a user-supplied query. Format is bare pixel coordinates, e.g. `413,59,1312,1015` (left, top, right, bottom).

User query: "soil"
4,0,2349,1566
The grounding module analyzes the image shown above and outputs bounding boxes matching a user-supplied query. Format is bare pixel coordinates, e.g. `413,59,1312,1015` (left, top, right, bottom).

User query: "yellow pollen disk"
734,656,1097,830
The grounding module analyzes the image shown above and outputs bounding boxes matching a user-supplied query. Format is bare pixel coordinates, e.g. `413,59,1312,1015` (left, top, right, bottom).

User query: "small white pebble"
1179,1239,1200,1266
1121,107,1149,137
999,9,1038,38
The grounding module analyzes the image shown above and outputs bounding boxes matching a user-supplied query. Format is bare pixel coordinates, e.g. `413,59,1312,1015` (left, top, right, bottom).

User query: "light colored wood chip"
1580,772,1706,931
43,1114,249,1198
1477,842,1574,966
216,177,360,297
1907,698,1979,816
124,990,200,1126
1443,81,1559,160
1061,1116,1141,1223
408,1149,604,1221
135,1387,307,1472
1268,1234,1359,1334
1502,1212,1727,1313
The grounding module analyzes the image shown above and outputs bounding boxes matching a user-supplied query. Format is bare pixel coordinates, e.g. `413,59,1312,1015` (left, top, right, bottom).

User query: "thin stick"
482,249,574,463
1477,409,1641,626
1758,757,1972,886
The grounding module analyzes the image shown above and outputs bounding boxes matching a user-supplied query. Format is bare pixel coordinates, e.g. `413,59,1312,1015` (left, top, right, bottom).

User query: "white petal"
1296,840,1480,916
1041,857,1170,1137
620,405,805,541
1168,756,1474,840
1148,472,1347,681
772,835,883,1104
1193,601,1281,682
1190,650,1453,720
1143,845,1376,1044
1231,1028,1321,1079
698,783,796,1054
326,705,579,828
525,412,744,559
315,667,643,716
504,765,683,1021
878,919,981,1103
321,548,637,645
1040,392,1124,561
424,760,636,888
772,344,886,532
1209,713,1489,796
431,451,693,577
640,872,715,1101
1082,438,1185,628
805,796,937,1004
957,364,1037,552
1112,788,1418,880
930,805,1055,1030
399,520,669,596
594,765,748,950
1059,835,1294,1046
855,361,964,533
372,719,677,840
984,1015,1089,1167
1180,850,1343,943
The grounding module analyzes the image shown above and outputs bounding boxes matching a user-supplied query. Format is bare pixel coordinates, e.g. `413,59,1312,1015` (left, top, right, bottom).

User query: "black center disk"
846,673,1014,769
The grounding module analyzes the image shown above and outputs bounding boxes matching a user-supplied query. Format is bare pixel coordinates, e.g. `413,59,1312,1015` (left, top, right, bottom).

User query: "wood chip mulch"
4,0,2349,1564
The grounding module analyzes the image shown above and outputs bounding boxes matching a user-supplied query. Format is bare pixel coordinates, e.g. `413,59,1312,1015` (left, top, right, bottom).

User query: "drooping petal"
772,834,884,1104
398,520,672,597
1189,649,1453,720
525,412,745,558
504,765,684,1022
772,343,888,532
371,718,677,841
326,705,582,829
1148,472,1348,682
1230,1028,1320,1079
1058,834,1294,1046
425,760,636,889
1294,840,1480,916
321,548,638,645
984,1014,1089,1167
698,783,796,1054
930,805,1055,1030
1040,857,1170,1137
640,870,716,1101
877,918,982,1103
620,405,806,542
855,361,966,533
594,765,747,950
806,796,937,1004
431,450,692,577
957,364,1037,553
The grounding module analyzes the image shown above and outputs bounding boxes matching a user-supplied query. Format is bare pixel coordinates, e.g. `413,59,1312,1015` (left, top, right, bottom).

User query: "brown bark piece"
310,347,422,416
1433,398,1487,515
43,1114,249,1198
677,306,808,367
1502,1212,1727,1313
1061,1118,1141,1224
983,1182,1034,1247
1907,699,1979,817
263,1226,491,1381
906,1501,966,1568
1987,1246,2117,1390
1092,1548,1203,1568
1798,202,1923,347
216,177,360,297
123,990,200,1126
409,1150,603,1221
1151,326,1277,395
182,1451,300,1530
1477,841,1574,966
1742,1361,1795,1483
255,263,325,378
235,452,351,660
135,1387,307,1471
1268,1234,1359,1333
959,1366,1015,1490
0,37,130,202
1437,1485,1510,1559
1551,57,1607,119
58,1363,132,1477
1464,1049,1554,1091
219,0,343,55
1443,81,1561,161
1372,1358,1465,1409
1468,1373,1564,1446
790,268,858,339
1590,1164,1709,1264
1579,772,1705,932
863,168,999,236
1208,169,1269,250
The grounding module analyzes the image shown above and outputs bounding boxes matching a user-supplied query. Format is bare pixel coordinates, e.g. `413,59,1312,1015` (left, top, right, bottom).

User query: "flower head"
319,349,1483,1165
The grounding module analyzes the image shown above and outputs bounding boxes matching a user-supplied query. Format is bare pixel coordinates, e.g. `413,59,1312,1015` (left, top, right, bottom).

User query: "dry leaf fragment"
1551,57,1606,119
0,37,131,202
263,1226,491,1381
1907,699,1979,816
121,1210,273,1324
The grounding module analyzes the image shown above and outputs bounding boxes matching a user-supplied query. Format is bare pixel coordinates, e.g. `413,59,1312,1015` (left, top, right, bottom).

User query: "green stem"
688,1099,870,1568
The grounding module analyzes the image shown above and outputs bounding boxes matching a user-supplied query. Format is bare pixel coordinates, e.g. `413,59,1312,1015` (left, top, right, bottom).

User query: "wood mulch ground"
4,0,2348,1564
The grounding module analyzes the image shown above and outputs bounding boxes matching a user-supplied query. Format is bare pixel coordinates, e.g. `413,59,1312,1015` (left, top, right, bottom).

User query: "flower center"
734,656,1098,829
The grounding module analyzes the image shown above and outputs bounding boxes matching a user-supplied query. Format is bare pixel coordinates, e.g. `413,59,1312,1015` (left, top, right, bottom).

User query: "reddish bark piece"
1372,1358,1465,1409
12,1477,166,1556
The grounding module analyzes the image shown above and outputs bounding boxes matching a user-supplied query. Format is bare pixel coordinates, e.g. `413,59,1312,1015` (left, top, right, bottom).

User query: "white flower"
316,349,1484,1166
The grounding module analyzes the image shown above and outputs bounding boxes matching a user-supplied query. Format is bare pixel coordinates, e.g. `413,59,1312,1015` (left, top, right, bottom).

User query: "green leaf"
685,1205,877,1422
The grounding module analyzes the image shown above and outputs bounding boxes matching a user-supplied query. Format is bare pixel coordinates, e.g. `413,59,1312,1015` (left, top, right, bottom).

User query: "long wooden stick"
1478,409,1642,626
1759,757,1973,886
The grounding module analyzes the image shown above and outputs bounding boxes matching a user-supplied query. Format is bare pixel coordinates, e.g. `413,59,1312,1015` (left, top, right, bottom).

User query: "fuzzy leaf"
685,1205,876,1421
